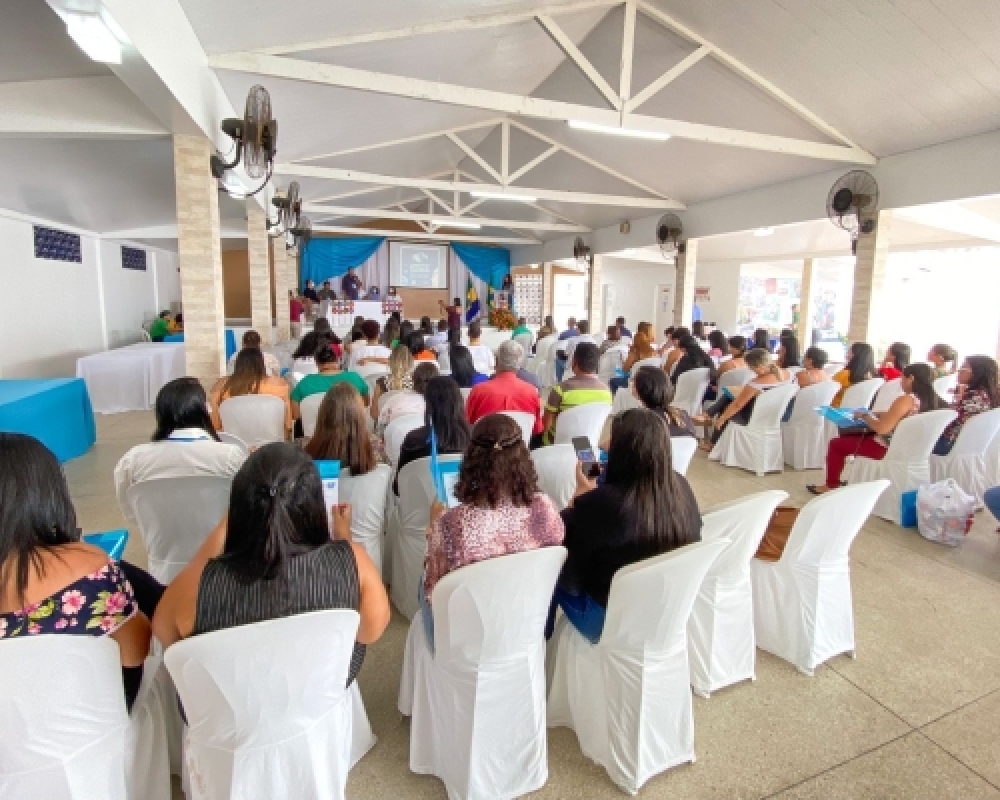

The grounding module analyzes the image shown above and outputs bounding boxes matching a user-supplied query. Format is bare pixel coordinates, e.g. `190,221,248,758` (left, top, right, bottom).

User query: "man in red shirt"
288,290,304,338
466,340,544,441
439,297,463,330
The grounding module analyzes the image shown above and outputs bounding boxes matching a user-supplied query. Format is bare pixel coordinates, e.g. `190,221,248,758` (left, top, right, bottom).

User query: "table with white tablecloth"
76,343,186,413
325,300,394,328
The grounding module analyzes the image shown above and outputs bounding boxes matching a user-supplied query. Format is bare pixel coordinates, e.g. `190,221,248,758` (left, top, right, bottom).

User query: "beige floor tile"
922,690,1000,788
771,732,1000,800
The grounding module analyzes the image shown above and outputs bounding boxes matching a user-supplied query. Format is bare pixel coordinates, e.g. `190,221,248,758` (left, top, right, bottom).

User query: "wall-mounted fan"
272,181,301,233
827,170,879,254
656,213,683,258
573,236,591,266
210,84,278,197
288,216,312,247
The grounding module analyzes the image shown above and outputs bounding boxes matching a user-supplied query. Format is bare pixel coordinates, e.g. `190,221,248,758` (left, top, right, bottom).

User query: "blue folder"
83,529,129,560
816,406,869,429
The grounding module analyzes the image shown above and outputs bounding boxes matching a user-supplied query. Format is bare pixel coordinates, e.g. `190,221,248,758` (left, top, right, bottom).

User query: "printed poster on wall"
659,286,672,312
694,286,711,304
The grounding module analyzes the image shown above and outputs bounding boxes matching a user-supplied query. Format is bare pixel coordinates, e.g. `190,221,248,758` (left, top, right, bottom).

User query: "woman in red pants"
807,363,944,494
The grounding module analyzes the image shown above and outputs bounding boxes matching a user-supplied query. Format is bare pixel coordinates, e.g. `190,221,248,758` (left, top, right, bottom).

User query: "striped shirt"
544,373,613,444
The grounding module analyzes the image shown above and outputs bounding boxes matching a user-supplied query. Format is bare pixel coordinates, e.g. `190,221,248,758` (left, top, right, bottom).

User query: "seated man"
563,320,596,366
543,342,612,445
616,316,633,339
554,317,579,381
426,319,449,350
467,341,544,441
149,311,172,342
467,320,496,375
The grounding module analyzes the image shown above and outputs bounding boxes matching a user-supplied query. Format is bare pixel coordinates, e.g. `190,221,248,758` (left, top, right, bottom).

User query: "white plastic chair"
717,367,755,393
399,548,567,800
530,444,578,511
300,392,325,437
611,386,642,415
934,373,958,402
0,636,130,800
354,363,389,381
513,332,534,357
339,464,391,577
689,491,788,697
126,476,232,583
752,480,889,675
126,644,172,800
535,335,560,389
671,367,711,417
384,413,424,467
632,355,664,371
291,358,318,376
710,384,798,476
872,377,904,412
845,409,957,523
929,407,1000,506
547,539,729,794
554,403,612,450
782,381,841,470
164,611,374,800
671,436,698,476
217,431,249,455
499,410,535,444
826,377,884,445
219,395,287,447
598,347,627,383
390,454,462,619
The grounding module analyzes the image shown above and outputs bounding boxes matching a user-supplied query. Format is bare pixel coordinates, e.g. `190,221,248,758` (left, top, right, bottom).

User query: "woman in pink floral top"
934,356,1000,456
419,415,565,648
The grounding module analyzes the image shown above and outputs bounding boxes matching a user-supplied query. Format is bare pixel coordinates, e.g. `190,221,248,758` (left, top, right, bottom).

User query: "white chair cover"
554,403,612,449
217,431,249,455
671,367,711,417
671,436,698,476
530,444,578,511
219,395,286,447
126,476,232,583
126,644,172,800
535,335,560,389
872,377,904,412
291,358,318,376
354,363,389,381
632,355,664,370
300,392,325,437
689,491,788,697
384,413,424,466
513,332,534,357
598,347,627,383
390,455,461,619
934,373,958,402
164,611,373,800
399,548,567,800
929,407,1000,506
984,426,1000,492
709,384,798,475
845,409,957,523
717,367,755,392
782,381,841,470
612,386,642,415
498,410,535,444
0,636,129,800
825,377,884,445
546,539,729,794
339,464,392,577
752,480,889,674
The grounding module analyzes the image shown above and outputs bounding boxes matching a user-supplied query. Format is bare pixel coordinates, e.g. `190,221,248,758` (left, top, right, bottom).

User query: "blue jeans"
984,487,1000,521
932,437,954,456
609,376,628,394
418,581,435,653
546,587,606,644
555,356,567,382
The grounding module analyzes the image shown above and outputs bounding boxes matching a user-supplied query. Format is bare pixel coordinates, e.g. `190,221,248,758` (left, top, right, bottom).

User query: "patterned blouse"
0,562,137,640
942,388,994,445
424,492,565,602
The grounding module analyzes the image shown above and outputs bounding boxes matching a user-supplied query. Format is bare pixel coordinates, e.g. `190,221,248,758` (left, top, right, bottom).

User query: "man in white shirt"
466,320,496,375
349,319,393,369
564,319,597,365
114,378,246,523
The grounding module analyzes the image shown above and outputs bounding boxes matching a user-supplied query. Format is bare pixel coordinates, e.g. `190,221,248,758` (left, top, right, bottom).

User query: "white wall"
0,209,181,378
692,261,742,335
600,256,675,338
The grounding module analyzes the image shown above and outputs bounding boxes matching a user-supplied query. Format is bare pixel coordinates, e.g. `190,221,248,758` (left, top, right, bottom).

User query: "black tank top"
193,540,365,685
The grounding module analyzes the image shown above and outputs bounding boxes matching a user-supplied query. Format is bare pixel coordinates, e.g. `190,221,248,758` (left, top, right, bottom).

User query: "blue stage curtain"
450,243,510,290
300,236,385,287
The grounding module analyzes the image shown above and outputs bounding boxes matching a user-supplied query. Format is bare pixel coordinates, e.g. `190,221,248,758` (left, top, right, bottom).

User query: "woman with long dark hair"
777,332,801,369
661,326,689,372
831,342,877,407
752,328,770,352
671,335,717,381
448,345,489,389
934,355,1000,455
395,376,471,494
808,363,945,494
880,342,911,382
153,443,390,685
553,408,702,642
210,347,293,437
716,335,748,377
306,382,382,473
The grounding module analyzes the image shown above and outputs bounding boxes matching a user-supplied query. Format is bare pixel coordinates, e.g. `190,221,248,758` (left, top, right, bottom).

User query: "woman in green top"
511,317,532,339
290,342,370,421
149,311,172,342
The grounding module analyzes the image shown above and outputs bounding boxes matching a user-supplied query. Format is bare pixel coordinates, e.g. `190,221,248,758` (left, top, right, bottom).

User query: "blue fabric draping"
0,378,96,462
164,329,237,361
301,237,386,287
450,243,510,289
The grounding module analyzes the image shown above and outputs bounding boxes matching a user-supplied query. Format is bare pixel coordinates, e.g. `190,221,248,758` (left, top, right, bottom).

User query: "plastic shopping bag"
916,479,975,547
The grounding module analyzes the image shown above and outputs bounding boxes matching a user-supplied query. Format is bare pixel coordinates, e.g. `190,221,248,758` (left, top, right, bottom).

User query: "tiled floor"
71,413,1000,799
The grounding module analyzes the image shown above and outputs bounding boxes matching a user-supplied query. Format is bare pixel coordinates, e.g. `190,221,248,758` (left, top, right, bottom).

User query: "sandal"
806,484,828,495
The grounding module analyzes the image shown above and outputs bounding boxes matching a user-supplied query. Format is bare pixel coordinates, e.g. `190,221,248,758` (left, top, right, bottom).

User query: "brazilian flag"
466,276,480,323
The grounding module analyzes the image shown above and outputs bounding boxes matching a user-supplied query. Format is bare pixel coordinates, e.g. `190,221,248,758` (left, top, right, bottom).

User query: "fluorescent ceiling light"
754,227,775,237
65,13,123,64
469,190,537,203
432,219,481,230
569,120,671,141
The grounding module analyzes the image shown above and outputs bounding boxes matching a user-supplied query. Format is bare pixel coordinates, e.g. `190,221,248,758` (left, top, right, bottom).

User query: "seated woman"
661,326,689,373
553,408,702,643
777,332,801,369
879,342,911,382
290,342,370,421
350,320,392,369
808,363,943,494
599,325,622,356
752,328,770,352
377,362,438,433
831,342,877,407
1,433,159,710
382,319,401,351
306,382,387,466
934,356,1000,456
291,328,339,373
696,348,792,450
152,443,391,686
228,330,281,377
407,331,437,363
717,335,748,377
707,330,728,361
209,348,293,439
370,344,415,424
115,378,247,521
448,344,489,389
610,331,657,394
796,346,831,389
419,414,565,648
671,334,716,381
599,366,695,450
395,376,471,494
928,343,959,379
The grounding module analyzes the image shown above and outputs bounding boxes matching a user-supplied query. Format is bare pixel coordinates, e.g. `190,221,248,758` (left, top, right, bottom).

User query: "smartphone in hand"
571,436,602,479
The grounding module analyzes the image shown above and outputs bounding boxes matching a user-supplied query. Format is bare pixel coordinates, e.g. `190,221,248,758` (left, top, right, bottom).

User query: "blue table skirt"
164,329,238,361
0,378,96,462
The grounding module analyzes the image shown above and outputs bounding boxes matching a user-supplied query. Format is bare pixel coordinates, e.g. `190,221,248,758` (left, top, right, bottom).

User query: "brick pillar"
588,255,603,332
797,257,815,346
173,134,225,387
272,236,291,342
673,240,697,327
246,200,273,345
847,210,892,357
286,246,300,336
542,262,554,320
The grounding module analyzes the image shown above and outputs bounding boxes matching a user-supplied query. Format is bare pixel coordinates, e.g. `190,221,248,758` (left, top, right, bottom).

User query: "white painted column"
673,240,697,328
847,210,892,357
246,200,273,345
797,257,815,346
588,255,603,332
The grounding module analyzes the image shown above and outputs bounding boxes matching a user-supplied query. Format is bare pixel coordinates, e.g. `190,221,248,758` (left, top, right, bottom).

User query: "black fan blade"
832,188,855,215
